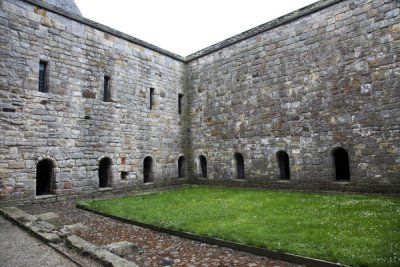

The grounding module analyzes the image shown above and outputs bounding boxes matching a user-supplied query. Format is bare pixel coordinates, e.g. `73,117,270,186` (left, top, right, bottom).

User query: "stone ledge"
1,207,141,266
66,235,139,267
0,206,61,244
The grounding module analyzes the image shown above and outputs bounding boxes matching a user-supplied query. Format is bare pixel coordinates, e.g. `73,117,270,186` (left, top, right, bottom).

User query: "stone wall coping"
20,0,187,62
185,0,344,61
20,0,345,63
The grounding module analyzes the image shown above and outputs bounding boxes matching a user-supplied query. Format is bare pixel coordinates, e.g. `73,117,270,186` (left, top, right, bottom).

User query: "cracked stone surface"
23,203,303,267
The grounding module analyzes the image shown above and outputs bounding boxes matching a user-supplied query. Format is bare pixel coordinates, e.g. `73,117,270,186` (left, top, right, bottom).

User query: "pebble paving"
23,203,302,267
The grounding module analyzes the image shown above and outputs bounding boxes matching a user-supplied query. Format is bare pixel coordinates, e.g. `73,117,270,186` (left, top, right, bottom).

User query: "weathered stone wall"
0,0,188,201
187,0,400,193
1,0,399,203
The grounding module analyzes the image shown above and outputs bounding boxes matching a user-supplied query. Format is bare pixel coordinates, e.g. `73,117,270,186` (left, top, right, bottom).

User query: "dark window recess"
36,159,53,195
234,153,245,179
149,88,154,110
178,156,185,178
38,61,48,92
143,156,153,183
103,76,110,102
178,93,184,114
120,171,128,180
333,148,350,180
199,155,207,178
277,151,290,180
99,157,112,188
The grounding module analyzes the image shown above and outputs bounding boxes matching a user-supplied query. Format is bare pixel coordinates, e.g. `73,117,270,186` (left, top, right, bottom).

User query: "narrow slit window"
178,93,184,114
38,61,48,92
149,88,154,110
103,76,110,102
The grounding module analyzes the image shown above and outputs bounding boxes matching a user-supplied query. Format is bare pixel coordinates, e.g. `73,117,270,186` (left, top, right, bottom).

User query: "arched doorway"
143,156,153,183
199,155,207,178
36,159,54,195
277,151,290,180
234,153,245,179
178,156,185,178
99,157,112,188
332,148,350,180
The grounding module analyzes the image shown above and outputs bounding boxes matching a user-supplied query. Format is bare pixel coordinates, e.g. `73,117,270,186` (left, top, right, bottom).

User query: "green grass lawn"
80,186,400,266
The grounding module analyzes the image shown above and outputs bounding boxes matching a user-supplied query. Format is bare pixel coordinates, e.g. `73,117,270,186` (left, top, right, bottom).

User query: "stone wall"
0,0,188,201
187,0,400,193
1,0,399,203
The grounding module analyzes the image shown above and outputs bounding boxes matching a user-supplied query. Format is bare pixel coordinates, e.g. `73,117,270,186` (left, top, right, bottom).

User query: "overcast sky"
74,0,319,56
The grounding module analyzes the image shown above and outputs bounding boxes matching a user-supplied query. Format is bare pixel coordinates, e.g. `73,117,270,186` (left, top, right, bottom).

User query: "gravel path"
0,216,79,267
23,203,302,267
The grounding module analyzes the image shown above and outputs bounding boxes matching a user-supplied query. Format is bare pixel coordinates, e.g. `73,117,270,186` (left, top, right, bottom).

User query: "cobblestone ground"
23,203,302,267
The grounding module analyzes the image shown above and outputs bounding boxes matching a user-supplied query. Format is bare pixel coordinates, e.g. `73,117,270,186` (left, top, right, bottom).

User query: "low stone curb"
0,207,61,244
66,235,138,267
77,204,349,267
0,206,140,267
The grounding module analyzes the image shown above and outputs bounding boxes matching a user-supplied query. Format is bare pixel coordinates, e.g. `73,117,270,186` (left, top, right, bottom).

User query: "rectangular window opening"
38,61,48,92
178,93,184,114
149,88,154,110
104,76,110,102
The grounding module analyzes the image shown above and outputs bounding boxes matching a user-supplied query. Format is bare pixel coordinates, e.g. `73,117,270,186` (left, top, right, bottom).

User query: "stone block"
66,235,98,254
59,223,89,237
104,241,137,257
92,249,138,267
36,212,59,221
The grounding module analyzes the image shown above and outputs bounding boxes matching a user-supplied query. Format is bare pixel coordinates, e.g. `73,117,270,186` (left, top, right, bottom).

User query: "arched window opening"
277,151,290,180
332,148,350,181
178,156,185,178
143,156,153,183
199,155,207,178
36,159,54,195
234,153,245,179
99,157,112,188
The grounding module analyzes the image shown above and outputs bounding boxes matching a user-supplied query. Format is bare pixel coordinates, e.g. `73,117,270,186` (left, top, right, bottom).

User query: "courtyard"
77,186,400,267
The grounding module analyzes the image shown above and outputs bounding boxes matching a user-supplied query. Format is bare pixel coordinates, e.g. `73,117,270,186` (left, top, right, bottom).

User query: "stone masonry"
0,0,399,202
187,0,400,193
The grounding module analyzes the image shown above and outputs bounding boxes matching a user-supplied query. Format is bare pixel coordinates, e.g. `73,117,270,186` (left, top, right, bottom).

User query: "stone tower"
42,0,82,15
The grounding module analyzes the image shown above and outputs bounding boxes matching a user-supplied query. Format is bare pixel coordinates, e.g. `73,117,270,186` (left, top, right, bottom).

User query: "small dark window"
234,153,245,179
143,156,153,183
178,93,184,114
199,155,207,178
38,61,48,92
103,76,110,102
36,159,54,195
121,171,128,180
277,151,290,180
178,156,185,178
99,157,112,188
149,88,154,110
332,148,350,180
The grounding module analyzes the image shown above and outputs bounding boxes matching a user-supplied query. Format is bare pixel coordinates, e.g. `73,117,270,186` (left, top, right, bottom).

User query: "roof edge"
185,0,344,62
21,0,187,62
